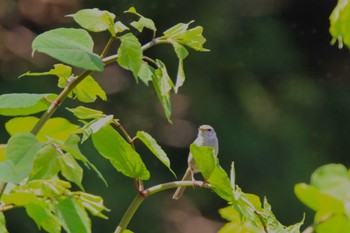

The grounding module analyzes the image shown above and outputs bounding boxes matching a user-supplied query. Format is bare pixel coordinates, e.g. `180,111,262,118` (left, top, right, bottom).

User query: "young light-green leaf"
32,28,103,71
117,33,143,81
68,8,115,33
5,117,80,142
74,75,107,103
0,133,42,184
0,93,57,116
92,125,150,180
136,131,176,177
54,198,91,233
67,106,105,120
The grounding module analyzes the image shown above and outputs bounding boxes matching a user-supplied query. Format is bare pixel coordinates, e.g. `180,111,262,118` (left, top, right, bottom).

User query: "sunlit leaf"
5,117,80,142
67,106,105,120
92,125,150,180
294,183,344,212
26,203,61,233
68,8,115,33
32,28,103,71
0,133,42,183
73,75,107,103
137,131,176,177
0,93,57,116
54,198,91,233
117,33,143,81
2,192,39,206
310,163,350,200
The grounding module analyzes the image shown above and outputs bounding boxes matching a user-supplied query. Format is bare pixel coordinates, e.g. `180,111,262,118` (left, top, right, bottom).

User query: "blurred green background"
0,0,349,232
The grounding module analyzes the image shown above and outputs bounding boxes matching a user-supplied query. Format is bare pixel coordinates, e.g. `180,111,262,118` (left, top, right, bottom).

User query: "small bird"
172,124,219,200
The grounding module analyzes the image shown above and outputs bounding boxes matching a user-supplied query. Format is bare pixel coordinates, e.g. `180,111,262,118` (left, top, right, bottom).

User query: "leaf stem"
101,37,116,58
114,180,210,233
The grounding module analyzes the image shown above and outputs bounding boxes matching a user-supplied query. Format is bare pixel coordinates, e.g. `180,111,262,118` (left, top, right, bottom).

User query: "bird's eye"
207,128,212,131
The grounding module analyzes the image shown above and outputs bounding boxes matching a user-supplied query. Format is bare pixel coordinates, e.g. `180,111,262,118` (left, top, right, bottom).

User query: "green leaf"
73,75,107,103
136,131,176,177
74,192,109,219
117,33,143,81
152,60,174,123
54,198,91,233
92,125,150,180
68,8,115,33
2,192,39,206
137,62,153,85
208,166,234,202
218,206,261,233
0,212,9,233
172,42,188,93
261,198,288,233
67,106,105,119
310,163,350,200
131,17,157,32
315,213,350,233
0,93,57,116
26,204,61,233
113,21,129,34
81,115,114,142
125,7,156,32
32,28,103,71
329,0,350,49
190,144,217,179
58,153,84,190
20,64,72,88
53,135,108,186
0,133,42,183
5,117,80,142
294,183,344,213
162,21,209,51
30,144,61,180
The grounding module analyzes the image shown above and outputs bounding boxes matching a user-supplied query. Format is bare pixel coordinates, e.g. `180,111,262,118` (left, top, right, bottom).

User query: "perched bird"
172,125,219,200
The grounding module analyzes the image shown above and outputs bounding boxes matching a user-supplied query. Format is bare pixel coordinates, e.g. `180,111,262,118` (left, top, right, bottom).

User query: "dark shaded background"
0,0,349,232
